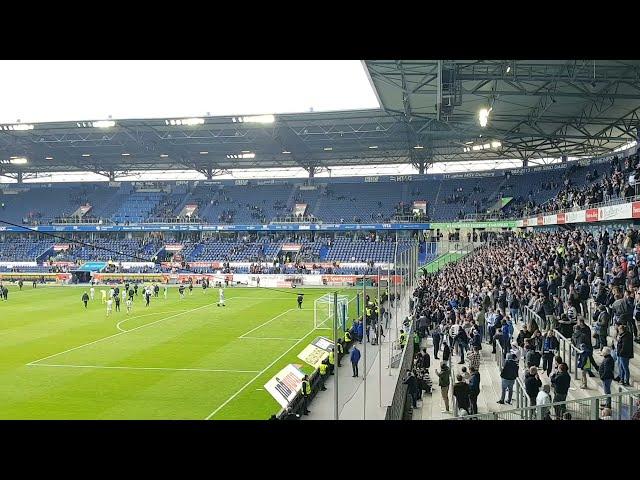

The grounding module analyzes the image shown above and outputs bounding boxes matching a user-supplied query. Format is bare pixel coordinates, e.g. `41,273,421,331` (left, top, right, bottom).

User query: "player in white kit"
217,287,226,307
126,297,133,314
164,285,168,299
90,287,95,300
106,298,113,316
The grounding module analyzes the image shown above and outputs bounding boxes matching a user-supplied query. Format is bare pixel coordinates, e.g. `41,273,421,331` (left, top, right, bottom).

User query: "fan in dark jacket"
524,367,542,406
468,367,481,414
498,354,519,404
616,326,634,386
452,375,471,413
417,348,431,370
550,362,571,417
403,370,419,408
542,332,560,376
525,342,541,368
598,347,615,407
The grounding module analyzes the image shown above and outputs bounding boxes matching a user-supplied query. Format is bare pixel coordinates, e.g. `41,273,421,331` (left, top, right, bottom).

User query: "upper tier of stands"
1,147,636,225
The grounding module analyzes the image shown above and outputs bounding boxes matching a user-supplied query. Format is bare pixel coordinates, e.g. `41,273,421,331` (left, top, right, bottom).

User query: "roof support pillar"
17,171,23,184
306,166,317,178
561,155,568,163
522,158,529,168
108,170,115,182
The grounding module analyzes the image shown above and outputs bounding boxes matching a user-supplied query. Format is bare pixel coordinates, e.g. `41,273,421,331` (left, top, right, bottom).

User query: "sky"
0,60,379,123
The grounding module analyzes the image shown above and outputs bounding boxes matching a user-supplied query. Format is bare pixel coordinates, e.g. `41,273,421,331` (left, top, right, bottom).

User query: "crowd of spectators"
410,227,640,417
509,153,640,217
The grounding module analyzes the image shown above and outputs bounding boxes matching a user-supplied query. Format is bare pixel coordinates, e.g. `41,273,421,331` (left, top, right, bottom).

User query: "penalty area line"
115,310,191,332
238,308,314,338
26,302,217,366
205,328,317,420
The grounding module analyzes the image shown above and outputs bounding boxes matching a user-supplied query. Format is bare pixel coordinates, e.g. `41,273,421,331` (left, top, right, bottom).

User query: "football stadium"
1,60,640,420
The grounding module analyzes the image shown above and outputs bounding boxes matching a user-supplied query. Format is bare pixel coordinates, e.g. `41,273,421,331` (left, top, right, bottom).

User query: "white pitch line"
29,363,260,374
115,310,190,332
238,309,295,338
26,302,217,366
205,328,316,420
239,336,303,341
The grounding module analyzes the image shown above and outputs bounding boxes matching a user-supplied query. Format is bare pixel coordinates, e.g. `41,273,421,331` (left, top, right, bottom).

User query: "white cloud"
0,60,379,124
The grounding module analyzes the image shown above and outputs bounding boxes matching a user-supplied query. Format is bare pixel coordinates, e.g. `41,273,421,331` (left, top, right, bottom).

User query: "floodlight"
478,108,491,127
92,120,116,128
242,114,275,124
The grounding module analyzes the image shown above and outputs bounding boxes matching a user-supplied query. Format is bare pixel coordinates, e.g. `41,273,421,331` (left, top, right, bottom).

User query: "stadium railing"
384,321,416,420
454,387,640,420
521,305,583,380
519,193,640,220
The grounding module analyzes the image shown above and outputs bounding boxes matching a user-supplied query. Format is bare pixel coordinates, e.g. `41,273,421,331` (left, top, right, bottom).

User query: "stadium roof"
2,60,640,180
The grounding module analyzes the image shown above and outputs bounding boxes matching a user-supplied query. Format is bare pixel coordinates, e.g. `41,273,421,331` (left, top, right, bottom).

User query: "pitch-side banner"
520,201,635,227
297,337,334,369
264,364,306,409
598,203,632,221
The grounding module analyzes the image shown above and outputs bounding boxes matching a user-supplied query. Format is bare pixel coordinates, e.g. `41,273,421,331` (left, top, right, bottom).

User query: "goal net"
314,293,351,330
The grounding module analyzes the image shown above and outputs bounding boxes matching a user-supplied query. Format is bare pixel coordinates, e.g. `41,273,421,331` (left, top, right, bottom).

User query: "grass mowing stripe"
26,301,216,366
29,364,261,374
238,309,295,338
204,328,316,420
115,310,191,332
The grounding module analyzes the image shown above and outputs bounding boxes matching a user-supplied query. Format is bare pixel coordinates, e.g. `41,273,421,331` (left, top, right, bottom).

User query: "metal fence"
455,388,640,420
521,305,583,379
385,322,415,420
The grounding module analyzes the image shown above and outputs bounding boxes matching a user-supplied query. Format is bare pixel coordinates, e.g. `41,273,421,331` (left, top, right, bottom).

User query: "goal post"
314,293,353,331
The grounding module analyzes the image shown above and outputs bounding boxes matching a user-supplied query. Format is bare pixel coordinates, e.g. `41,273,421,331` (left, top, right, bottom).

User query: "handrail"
449,356,456,416
520,193,640,220
520,305,583,380
514,376,530,419
553,329,584,380
454,388,640,420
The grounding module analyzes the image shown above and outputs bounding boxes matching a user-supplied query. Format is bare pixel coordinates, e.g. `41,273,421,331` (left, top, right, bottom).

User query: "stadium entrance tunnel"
72,271,92,283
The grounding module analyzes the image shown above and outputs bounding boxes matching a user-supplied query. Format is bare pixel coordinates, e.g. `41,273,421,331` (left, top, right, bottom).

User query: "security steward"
336,339,344,367
318,360,329,391
328,347,336,375
399,329,408,349
344,330,352,354
301,375,312,415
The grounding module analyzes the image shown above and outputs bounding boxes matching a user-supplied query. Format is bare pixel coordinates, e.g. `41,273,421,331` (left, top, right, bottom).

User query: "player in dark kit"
134,284,139,296
128,288,135,301
114,294,121,312
82,291,89,308
18,280,23,290
297,293,304,309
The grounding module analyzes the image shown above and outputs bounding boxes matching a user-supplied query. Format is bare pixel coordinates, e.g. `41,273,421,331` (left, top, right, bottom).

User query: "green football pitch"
0,285,358,419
